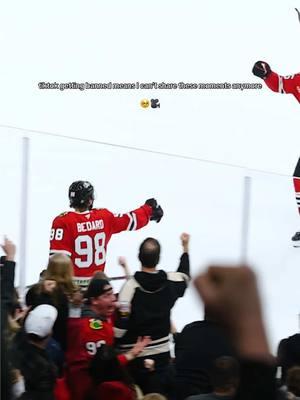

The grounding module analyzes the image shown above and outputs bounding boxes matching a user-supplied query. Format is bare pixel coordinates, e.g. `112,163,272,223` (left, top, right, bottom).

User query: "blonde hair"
45,254,77,295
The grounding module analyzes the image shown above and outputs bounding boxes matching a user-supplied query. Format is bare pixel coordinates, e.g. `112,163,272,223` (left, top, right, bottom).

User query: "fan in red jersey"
65,277,150,400
49,180,164,286
252,61,300,103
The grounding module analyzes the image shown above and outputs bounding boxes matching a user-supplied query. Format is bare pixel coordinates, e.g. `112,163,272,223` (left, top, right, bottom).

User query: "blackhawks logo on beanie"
89,319,103,330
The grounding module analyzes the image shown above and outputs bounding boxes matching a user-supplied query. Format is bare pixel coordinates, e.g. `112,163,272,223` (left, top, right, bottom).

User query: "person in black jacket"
1,237,17,400
194,265,277,400
115,233,190,397
175,318,236,400
277,333,300,386
185,356,240,400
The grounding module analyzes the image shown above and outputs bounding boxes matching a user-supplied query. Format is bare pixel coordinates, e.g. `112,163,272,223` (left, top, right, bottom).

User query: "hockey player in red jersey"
50,181,164,285
292,158,300,247
252,61,300,103
252,63,300,246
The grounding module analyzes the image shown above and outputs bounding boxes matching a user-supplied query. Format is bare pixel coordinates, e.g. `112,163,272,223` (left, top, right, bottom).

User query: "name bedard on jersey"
77,219,104,232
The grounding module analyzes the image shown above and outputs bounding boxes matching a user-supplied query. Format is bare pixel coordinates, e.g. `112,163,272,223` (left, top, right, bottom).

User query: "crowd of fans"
2,8,300,397
1,231,300,399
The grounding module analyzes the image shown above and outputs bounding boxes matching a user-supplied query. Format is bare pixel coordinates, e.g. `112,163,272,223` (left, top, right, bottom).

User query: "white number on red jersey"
50,228,64,240
86,340,106,355
74,232,106,268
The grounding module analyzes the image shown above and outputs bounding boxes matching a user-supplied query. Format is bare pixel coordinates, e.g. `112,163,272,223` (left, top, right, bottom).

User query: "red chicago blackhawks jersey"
66,315,114,367
50,205,152,282
264,71,300,103
65,313,127,400
66,314,127,367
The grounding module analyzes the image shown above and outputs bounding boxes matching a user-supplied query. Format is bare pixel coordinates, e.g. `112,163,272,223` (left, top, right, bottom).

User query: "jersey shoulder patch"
53,211,70,222
57,211,69,218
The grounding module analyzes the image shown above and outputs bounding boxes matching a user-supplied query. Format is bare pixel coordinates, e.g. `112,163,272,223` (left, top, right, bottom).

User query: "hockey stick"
295,8,300,24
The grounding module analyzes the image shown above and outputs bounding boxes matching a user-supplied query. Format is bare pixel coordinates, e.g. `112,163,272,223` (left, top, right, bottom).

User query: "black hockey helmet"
68,180,95,209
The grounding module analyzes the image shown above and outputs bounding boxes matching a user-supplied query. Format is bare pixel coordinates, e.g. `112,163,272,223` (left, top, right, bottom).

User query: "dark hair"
210,356,239,390
138,238,160,268
89,344,133,386
84,278,112,305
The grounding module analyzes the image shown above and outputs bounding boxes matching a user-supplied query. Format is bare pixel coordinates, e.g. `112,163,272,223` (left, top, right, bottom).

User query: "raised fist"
180,233,190,246
145,198,164,223
145,198,158,209
151,205,164,223
252,61,271,79
1,236,16,261
118,256,127,268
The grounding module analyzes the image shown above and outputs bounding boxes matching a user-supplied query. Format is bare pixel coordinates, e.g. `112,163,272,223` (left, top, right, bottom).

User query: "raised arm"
118,256,131,279
177,233,190,277
111,198,163,234
252,61,300,103
1,237,17,311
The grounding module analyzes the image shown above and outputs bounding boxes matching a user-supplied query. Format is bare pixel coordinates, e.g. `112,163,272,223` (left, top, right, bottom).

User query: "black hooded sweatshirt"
115,252,190,355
